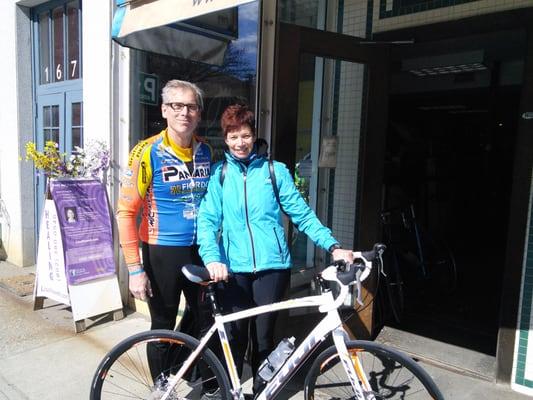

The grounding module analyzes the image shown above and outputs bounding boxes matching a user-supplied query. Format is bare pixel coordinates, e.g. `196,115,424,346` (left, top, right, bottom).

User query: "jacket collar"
158,128,202,160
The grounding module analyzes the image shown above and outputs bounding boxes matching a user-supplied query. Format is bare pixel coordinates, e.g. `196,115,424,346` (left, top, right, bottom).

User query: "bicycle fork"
332,329,377,400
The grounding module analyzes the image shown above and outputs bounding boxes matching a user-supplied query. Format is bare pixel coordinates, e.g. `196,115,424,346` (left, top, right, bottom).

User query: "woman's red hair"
220,104,255,137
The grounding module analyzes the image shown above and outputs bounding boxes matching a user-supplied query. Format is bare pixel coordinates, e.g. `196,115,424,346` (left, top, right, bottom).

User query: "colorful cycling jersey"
117,129,212,265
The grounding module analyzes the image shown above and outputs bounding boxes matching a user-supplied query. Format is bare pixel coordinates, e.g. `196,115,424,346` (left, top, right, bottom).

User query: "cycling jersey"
117,129,212,265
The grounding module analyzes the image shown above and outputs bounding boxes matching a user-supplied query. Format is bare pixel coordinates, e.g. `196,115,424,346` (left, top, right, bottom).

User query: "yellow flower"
24,141,65,178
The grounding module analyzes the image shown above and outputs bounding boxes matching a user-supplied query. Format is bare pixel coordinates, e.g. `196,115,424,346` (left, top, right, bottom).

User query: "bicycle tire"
90,329,232,400
304,340,444,400
383,248,405,324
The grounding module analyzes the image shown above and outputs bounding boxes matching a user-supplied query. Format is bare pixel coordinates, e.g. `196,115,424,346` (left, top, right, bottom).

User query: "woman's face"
225,124,255,159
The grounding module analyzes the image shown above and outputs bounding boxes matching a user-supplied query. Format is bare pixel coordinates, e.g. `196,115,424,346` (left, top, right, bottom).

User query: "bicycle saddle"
182,264,211,283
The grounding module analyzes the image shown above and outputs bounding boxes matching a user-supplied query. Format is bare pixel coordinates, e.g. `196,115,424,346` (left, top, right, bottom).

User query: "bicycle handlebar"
182,243,386,298
319,243,385,311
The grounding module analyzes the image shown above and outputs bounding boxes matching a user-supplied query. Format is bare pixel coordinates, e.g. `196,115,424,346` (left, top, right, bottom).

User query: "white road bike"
91,244,444,400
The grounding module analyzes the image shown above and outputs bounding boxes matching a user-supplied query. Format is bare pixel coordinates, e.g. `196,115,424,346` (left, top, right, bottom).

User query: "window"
38,0,81,85
32,0,83,230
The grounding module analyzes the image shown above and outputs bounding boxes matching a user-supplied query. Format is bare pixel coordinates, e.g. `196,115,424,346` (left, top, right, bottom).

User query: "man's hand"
129,271,153,301
332,248,354,264
206,262,229,282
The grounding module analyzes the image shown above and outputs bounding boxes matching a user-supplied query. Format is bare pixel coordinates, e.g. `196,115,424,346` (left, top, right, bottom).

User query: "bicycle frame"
162,278,372,400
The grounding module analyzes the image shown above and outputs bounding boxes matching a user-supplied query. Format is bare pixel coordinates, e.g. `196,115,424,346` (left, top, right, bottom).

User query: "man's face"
161,88,201,138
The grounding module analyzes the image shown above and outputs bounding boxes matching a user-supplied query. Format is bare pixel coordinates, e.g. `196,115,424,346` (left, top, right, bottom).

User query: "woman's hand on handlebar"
332,248,354,264
206,262,229,282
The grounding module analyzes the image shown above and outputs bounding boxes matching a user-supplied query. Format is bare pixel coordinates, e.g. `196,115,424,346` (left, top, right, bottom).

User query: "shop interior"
379,28,525,369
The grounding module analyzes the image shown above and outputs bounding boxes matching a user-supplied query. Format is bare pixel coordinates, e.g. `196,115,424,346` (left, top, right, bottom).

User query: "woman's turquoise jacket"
197,153,339,273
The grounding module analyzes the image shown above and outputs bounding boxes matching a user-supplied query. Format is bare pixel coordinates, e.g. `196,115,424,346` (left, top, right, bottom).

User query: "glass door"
273,23,389,336
274,23,389,269
36,93,64,221
291,54,367,270
35,90,83,228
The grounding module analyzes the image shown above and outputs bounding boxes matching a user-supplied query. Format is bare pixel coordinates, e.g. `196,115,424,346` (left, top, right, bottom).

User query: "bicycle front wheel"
383,248,405,324
91,329,231,400
304,340,444,399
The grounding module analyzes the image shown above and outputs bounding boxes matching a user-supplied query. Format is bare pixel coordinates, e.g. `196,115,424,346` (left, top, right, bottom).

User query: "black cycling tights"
220,269,291,380
141,243,207,380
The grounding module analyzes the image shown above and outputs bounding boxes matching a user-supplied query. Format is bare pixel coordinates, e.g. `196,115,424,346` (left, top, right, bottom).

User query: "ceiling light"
403,50,488,77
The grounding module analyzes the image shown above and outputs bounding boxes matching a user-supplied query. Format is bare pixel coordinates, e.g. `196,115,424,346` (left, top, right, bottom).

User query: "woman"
197,104,353,387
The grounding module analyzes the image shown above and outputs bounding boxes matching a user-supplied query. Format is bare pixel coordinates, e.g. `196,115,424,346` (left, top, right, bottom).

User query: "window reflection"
39,12,50,84
67,2,80,80
131,2,260,163
71,102,83,147
42,105,60,144
279,0,321,29
52,7,64,82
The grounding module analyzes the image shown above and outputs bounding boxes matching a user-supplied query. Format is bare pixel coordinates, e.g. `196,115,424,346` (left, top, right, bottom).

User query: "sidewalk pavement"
0,260,530,399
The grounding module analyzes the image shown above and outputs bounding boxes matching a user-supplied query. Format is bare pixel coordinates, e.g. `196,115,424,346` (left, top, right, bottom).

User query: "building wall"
373,0,533,32
512,167,533,395
82,0,113,147
0,0,114,267
0,1,35,266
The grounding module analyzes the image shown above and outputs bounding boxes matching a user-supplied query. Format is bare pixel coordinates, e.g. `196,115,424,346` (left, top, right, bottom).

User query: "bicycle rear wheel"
90,330,231,400
304,340,444,400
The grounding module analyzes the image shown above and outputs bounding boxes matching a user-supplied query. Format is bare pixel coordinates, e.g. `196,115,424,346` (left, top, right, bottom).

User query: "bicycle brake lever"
355,279,363,306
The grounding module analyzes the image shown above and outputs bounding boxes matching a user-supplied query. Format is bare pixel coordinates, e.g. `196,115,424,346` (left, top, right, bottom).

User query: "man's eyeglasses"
165,102,201,113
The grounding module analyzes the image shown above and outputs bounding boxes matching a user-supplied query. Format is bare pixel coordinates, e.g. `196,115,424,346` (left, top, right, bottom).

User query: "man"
117,79,212,382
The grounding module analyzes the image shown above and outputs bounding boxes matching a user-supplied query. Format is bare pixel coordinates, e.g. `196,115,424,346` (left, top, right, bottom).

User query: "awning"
112,0,256,64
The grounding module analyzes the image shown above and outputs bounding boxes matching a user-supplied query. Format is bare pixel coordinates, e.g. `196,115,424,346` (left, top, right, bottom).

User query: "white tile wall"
329,0,368,248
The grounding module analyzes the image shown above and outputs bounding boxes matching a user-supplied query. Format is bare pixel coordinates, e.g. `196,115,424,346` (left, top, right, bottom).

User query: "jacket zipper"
273,227,284,262
243,171,257,272
189,149,197,245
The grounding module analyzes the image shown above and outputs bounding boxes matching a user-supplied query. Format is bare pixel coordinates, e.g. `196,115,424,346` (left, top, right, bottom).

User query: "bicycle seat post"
205,283,221,316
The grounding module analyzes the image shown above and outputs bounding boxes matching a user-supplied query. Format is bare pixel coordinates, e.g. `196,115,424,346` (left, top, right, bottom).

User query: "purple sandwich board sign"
50,179,116,285
34,178,124,333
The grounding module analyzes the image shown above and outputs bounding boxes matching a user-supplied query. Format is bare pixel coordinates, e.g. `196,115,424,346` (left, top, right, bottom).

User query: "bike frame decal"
257,310,344,400
216,318,241,394
332,329,371,400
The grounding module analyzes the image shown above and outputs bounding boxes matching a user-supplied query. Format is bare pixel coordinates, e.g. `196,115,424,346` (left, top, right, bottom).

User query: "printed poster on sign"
34,199,70,304
50,179,116,285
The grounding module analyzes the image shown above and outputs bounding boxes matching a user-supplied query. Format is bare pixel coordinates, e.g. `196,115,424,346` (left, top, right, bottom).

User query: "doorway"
384,86,519,355
380,26,526,377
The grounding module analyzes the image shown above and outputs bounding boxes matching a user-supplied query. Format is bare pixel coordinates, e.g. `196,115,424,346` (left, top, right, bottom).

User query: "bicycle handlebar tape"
337,263,365,285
